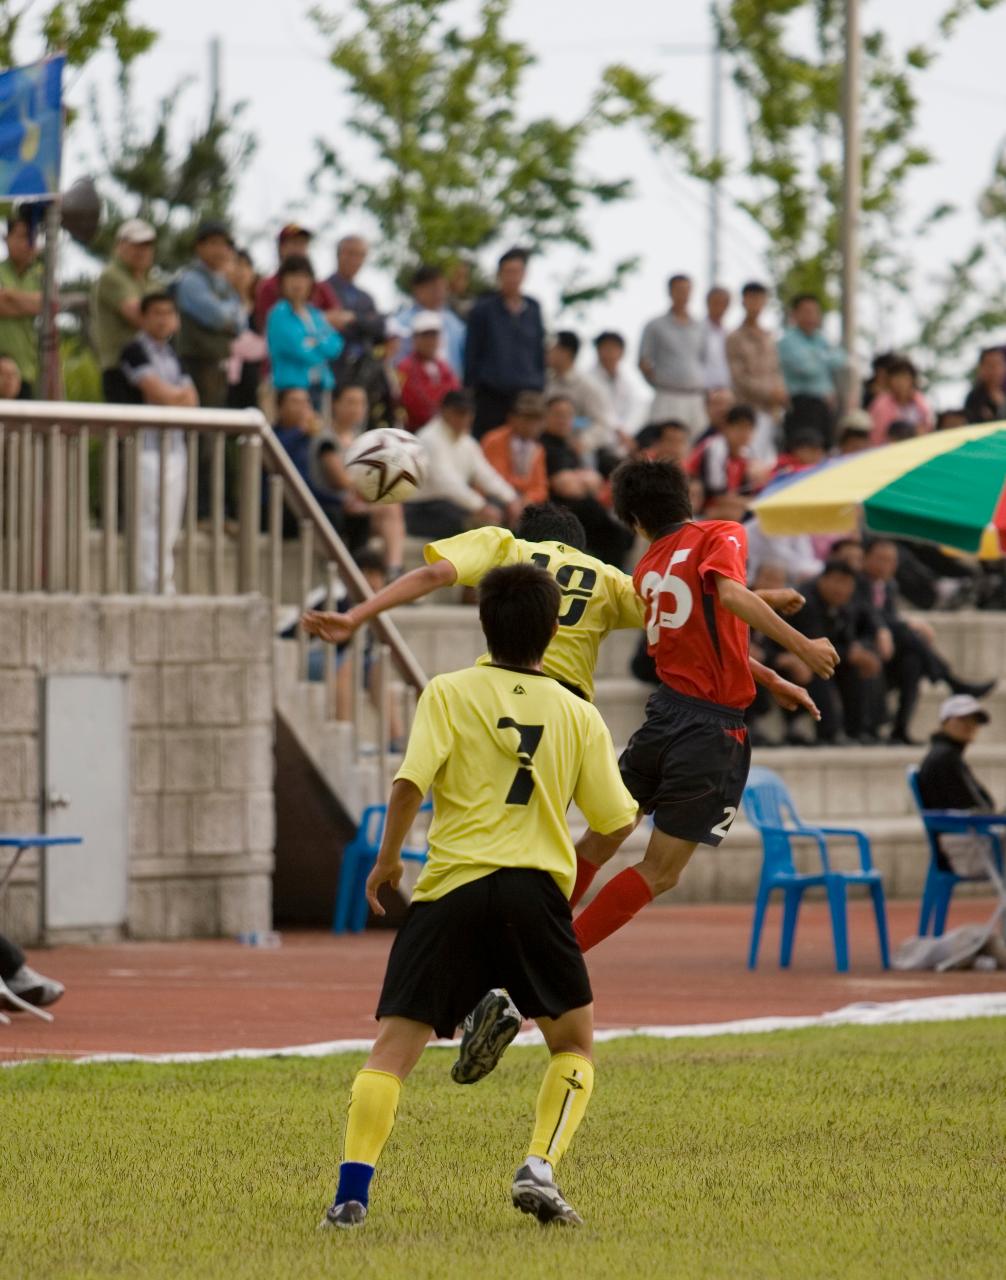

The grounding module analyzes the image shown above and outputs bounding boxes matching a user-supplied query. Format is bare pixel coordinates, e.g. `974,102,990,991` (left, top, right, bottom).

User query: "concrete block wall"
0,595,275,944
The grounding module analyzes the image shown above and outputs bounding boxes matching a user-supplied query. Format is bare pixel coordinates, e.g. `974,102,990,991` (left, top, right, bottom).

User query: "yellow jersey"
425,528,645,700
396,664,638,903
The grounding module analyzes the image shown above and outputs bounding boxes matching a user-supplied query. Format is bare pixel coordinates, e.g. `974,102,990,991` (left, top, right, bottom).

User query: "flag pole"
38,53,66,401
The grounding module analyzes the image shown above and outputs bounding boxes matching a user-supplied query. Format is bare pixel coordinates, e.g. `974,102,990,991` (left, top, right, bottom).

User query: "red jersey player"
570,458,840,953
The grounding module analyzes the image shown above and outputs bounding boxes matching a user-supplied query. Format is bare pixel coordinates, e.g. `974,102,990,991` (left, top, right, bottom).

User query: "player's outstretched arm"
717,576,839,679
749,656,821,721
755,587,805,616
365,779,425,916
302,558,458,645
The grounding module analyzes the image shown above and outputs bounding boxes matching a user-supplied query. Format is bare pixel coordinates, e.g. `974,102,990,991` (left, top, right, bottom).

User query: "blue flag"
0,55,64,200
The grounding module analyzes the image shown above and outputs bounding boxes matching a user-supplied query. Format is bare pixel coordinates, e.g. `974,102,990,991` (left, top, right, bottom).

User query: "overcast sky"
60,0,1006,402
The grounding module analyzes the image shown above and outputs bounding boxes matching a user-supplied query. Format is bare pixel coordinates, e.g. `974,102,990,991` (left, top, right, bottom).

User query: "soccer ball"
344,428,427,504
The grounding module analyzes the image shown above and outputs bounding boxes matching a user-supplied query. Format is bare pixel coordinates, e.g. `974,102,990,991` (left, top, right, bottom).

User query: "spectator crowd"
0,208,1002,738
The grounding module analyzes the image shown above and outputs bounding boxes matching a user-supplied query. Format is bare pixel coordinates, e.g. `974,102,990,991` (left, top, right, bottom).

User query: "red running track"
3,899,1004,1062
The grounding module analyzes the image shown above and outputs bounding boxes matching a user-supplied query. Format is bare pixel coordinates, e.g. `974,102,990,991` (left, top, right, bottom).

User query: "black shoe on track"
451,988,523,1085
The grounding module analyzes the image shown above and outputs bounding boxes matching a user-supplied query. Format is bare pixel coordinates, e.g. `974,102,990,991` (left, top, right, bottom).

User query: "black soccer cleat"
511,1163,583,1226
451,988,522,1085
319,1199,367,1230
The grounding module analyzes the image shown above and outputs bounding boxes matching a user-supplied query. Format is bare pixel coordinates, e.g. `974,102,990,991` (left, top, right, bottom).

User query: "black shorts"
619,685,751,846
376,868,592,1040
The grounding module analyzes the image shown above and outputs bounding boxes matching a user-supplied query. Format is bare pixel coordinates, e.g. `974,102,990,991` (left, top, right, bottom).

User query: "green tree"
311,0,707,310
0,0,154,71
86,74,257,272
718,0,1003,316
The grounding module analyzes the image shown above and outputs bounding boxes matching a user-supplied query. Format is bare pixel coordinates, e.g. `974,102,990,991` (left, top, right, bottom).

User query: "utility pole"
708,4,723,286
840,0,861,409
209,35,222,124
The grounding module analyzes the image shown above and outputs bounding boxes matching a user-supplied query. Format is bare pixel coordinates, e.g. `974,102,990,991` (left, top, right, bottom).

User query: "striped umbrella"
752,422,1006,558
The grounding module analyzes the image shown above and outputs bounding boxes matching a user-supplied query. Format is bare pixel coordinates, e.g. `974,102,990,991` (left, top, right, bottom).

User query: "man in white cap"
396,309,460,430
93,218,157,402
918,695,1000,876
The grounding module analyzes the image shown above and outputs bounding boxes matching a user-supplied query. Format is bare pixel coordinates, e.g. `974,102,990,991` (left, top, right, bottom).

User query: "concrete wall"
0,595,275,944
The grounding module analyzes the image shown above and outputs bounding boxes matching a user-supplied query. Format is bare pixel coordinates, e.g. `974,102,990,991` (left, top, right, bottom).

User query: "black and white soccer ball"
344,427,427,504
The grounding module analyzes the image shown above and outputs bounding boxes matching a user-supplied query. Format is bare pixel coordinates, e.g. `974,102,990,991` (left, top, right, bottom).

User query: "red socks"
573,867,654,954
569,855,600,909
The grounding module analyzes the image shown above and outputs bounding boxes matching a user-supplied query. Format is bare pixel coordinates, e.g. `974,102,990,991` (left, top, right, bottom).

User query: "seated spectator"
266,256,345,408
592,330,639,450
545,330,615,458
868,356,932,444
859,538,995,743
0,353,23,399
272,386,349,532
918,695,999,876
745,514,823,587
632,419,690,463
481,391,550,507
538,393,631,566
774,429,826,475
862,351,895,408
0,933,63,1010
886,418,919,443
782,560,885,744
397,311,461,430
120,292,197,593
254,223,347,332
395,264,466,378
407,390,519,539
964,346,1006,424
935,408,968,431
836,410,873,454
687,403,770,519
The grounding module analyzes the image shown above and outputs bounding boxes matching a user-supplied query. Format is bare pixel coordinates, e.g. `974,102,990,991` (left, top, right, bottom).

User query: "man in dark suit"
861,539,994,744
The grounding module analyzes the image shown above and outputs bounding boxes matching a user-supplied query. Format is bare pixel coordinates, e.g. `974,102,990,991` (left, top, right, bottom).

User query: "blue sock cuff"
336,1161,375,1207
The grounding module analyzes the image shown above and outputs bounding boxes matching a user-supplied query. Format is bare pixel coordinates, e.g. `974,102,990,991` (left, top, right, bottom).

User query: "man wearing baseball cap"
93,218,157,402
254,221,350,334
918,695,999,874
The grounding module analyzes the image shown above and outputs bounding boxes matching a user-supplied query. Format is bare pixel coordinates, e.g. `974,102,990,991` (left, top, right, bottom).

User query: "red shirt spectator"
397,311,460,429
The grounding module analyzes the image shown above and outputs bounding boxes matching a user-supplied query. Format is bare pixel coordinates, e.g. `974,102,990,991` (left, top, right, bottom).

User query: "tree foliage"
86,75,256,272
311,0,706,309
0,0,154,71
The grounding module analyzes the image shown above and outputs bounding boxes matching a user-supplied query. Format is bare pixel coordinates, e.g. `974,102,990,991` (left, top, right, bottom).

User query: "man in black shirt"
918,695,998,874
465,247,545,439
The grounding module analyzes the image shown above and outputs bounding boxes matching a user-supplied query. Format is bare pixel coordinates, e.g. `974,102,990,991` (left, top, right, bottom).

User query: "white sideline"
4,992,1006,1067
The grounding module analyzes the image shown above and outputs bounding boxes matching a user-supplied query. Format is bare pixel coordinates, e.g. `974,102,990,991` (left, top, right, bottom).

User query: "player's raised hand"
770,677,821,721
365,855,405,917
801,636,840,679
301,610,356,644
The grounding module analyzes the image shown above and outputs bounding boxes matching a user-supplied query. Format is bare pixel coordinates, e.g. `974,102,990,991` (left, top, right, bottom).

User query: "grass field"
5,1020,1006,1280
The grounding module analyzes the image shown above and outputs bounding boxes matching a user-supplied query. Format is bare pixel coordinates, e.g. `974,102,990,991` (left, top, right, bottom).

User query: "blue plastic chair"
906,766,1004,937
743,766,890,972
332,802,432,934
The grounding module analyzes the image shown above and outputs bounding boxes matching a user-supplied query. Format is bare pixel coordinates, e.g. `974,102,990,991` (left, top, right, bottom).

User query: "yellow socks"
527,1052,594,1168
336,1069,402,1206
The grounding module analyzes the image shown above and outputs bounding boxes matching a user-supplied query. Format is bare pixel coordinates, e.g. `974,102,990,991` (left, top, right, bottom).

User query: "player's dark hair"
611,459,692,537
139,290,175,314
516,502,587,550
479,564,561,668
725,404,756,427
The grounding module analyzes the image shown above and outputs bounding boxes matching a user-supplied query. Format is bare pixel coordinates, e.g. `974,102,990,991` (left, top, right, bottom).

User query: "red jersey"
634,520,755,709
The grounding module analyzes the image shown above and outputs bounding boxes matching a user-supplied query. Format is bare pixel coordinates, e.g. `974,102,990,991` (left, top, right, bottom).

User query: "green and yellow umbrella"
753,422,1006,559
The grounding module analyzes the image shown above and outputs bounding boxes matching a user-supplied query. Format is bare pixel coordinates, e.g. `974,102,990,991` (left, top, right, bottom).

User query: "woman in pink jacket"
869,355,933,444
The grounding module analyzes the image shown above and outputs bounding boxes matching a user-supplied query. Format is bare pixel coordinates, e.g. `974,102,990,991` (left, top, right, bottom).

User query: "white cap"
939,694,990,724
117,218,156,245
411,309,443,335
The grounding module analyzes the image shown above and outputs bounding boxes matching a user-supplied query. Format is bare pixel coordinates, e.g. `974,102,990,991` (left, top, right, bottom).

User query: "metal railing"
0,400,426,786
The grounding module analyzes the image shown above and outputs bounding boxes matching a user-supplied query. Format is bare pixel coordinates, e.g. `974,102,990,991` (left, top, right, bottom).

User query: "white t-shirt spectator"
413,415,516,512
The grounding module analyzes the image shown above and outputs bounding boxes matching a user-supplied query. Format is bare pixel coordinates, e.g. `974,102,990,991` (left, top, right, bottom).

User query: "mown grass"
3,1020,1006,1280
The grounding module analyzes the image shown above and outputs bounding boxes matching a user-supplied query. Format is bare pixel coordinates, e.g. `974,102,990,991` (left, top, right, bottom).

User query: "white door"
44,675,129,932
